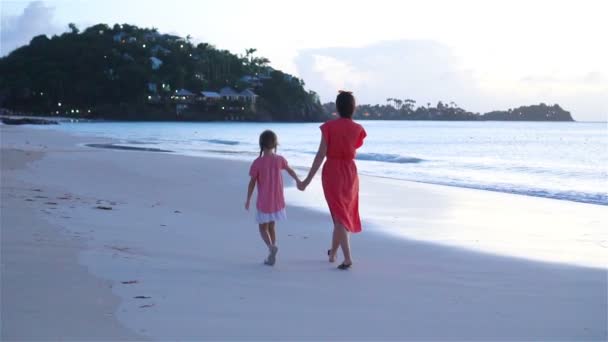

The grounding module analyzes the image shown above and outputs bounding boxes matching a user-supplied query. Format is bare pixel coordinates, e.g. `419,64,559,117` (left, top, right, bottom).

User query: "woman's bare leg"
329,226,340,262
335,223,352,265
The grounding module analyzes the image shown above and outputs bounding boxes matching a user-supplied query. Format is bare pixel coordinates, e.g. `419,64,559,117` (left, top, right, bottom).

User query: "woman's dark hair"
259,130,278,156
336,91,356,118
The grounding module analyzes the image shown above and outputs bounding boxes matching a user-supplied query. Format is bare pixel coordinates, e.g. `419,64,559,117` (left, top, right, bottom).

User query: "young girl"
245,130,301,266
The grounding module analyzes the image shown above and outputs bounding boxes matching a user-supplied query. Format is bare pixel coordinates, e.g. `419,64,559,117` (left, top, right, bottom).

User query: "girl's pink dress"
249,153,288,223
320,118,367,233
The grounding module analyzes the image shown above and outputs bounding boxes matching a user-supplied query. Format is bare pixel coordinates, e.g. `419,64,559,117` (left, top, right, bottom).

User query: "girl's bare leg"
335,223,352,265
258,223,272,248
259,222,278,265
268,221,276,246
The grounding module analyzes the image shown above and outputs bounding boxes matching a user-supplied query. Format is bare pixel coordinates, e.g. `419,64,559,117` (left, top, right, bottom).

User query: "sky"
1,0,607,121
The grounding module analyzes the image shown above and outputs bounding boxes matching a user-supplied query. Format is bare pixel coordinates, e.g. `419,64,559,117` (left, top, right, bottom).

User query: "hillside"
0,23,326,121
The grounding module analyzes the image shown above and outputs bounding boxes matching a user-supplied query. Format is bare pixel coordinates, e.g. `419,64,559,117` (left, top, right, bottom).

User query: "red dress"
320,118,367,233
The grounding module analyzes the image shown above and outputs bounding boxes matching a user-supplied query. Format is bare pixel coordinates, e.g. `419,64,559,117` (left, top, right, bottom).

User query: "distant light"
104,55,107,59
148,95,152,100
142,44,146,48
76,109,79,113
55,111,59,114
189,53,192,57
221,106,225,110
70,109,74,113
99,30,104,35
182,96,185,100
180,44,184,48
87,109,91,113
40,92,44,96
241,107,244,110
58,102,62,107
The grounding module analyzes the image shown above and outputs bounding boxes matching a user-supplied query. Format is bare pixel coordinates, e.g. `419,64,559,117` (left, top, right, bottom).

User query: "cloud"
1,1,62,56
295,40,607,120
310,55,375,92
521,72,607,85
295,40,481,109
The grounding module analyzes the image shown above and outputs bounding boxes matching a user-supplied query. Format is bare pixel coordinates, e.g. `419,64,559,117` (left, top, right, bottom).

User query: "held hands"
297,178,310,191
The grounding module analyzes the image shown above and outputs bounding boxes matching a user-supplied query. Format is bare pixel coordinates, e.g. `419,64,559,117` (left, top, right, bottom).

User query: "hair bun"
338,90,352,94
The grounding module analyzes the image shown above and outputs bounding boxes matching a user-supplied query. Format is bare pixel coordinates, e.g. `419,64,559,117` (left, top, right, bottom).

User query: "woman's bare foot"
337,261,352,270
327,249,337,263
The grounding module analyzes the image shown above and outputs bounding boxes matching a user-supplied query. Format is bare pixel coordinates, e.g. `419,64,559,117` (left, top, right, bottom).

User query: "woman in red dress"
300,91,367,270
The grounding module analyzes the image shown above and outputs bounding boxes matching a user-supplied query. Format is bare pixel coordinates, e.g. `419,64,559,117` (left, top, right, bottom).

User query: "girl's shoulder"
274,153,287,162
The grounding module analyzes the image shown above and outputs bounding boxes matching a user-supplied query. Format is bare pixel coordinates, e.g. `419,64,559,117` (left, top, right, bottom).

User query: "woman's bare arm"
302,136,327,189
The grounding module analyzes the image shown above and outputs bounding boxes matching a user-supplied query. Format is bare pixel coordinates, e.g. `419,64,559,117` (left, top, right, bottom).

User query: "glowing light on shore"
58,102,62,107
142,44,146,48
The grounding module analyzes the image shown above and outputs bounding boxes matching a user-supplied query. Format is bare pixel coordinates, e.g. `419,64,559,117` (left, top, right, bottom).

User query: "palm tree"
245,48,257,64
394,99,403,110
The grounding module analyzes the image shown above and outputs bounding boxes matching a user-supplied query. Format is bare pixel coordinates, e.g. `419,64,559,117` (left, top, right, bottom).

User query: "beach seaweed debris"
134,296,151,299
96,205,113,210
121,280,138,284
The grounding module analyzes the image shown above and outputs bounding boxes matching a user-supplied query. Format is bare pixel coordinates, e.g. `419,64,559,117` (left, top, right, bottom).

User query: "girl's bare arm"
285,165,300,183
245,177,256,210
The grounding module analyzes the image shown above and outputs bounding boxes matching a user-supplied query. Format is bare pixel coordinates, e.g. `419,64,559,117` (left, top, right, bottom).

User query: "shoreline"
29,120,607,207
1,125,606,340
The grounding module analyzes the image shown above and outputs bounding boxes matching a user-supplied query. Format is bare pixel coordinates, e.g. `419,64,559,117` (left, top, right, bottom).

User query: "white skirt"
256,208,287,224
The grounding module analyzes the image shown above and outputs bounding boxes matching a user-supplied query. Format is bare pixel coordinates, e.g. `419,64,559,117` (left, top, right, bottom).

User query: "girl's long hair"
259,130,278,157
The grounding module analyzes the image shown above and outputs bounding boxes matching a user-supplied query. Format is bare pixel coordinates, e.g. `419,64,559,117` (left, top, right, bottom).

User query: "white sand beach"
1,125,606,340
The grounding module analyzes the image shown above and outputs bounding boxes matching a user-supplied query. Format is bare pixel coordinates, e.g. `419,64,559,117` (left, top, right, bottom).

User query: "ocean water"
39,120,608,206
